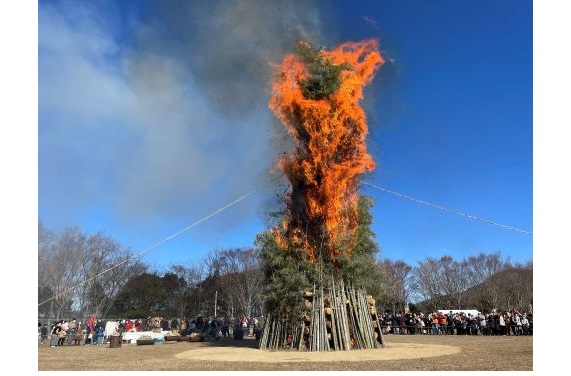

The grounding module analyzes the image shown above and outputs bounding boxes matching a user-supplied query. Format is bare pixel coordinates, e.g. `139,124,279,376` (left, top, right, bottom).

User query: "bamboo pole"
294,322,303,350
359,289,376,348
346,287,359,348
261,277,386,351
272,317,280,349
329,280,340,350
320,284,329,351
309,284,318,351
370,300,386,348
361,290,375,348
354,289,365,348
356,290,375,349
341,286,350,349
259,313,271,349
339,280,351,349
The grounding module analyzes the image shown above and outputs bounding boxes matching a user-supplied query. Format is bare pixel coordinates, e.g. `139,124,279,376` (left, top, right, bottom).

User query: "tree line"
38,219,532,321
38,220,263,320
378,253,532,314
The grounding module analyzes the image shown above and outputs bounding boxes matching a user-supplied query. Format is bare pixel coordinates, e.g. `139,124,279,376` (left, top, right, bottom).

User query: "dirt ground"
37,334,533,371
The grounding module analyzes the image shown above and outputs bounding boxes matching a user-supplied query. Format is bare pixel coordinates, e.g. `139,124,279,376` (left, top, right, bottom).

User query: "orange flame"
270,39,384,263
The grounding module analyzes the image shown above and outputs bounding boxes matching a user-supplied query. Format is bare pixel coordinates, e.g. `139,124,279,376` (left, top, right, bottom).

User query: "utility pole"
48,300,54,324
214,290,218,318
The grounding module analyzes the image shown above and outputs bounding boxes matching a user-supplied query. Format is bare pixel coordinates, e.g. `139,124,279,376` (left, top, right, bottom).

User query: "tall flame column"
259,40,386,351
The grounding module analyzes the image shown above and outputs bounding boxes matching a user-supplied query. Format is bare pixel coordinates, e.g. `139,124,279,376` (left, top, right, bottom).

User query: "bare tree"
82,232,147,318
465,252,507,286
38,222,146,320
437,256,471,309
38,220,57,318
208,248,264,318
499,261,533,312
464,252,509,311
412,257,446,311
38,226,86,319
410,252,528,313
166,262,206,318
378,259,413,312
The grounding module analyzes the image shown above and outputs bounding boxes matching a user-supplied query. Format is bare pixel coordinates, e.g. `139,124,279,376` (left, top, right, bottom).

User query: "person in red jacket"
87,314,95,334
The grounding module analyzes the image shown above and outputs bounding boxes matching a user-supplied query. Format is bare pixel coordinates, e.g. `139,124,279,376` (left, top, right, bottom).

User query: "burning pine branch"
269,39,384,265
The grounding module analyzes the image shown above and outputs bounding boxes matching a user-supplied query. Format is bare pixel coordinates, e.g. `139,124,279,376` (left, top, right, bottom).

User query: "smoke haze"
39,0,323,234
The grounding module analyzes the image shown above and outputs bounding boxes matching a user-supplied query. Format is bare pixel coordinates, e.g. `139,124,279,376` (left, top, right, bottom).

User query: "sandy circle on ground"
174,342,461,363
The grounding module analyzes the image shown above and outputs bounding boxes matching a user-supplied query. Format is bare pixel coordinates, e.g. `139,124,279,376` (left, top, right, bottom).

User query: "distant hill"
414,266,532,314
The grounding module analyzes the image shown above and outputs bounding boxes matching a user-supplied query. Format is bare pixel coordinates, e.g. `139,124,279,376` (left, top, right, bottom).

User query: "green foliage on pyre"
333,196,383,298
296,42,353,100
257,195,382,320
255,230,311,320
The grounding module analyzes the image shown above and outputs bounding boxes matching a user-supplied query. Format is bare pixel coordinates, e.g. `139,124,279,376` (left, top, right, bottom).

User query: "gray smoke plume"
142,0,323,117
38,0,324,238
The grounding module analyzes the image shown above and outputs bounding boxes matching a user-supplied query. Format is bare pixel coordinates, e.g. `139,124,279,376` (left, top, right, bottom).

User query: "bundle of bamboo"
259,279,385,351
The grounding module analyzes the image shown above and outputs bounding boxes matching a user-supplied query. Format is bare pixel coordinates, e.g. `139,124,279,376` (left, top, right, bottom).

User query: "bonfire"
259,39,386,351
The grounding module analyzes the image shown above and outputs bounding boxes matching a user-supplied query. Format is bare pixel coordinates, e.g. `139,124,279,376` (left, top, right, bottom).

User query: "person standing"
50,321,61,347
221,317,230,338
57,324,67,347
74,322,83,345
40,324,48,344
84,325,92,345
67,319,77,345
488,312,498,335
94,318,105,345
87,314,95,335
62,320,70,337
499,311,507,336
189,319,196,333
514,313,522,335
521,315,530,335
430,313,439,335
171,318,179,331
437,312,447,335
161,317,170,331
180,318,188,336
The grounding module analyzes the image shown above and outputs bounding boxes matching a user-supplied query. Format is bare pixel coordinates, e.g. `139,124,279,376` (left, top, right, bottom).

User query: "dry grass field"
37,334,533,371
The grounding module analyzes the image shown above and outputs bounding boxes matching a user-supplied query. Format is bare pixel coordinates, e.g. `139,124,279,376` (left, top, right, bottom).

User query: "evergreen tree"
256,230,311,321
110,273,168,318
334,195,383,297
257,195,382,319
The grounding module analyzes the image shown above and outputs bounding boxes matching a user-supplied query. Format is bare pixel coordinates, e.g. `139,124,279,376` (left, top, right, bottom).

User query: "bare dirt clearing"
37,334,532,371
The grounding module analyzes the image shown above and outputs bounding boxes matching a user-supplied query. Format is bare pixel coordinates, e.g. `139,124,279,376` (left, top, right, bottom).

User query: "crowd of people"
39,314,266,347
39,308,531,347
377,309,533,336
40,317,107,347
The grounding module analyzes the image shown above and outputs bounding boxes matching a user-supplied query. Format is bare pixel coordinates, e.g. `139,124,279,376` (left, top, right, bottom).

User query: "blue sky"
37,0,533,269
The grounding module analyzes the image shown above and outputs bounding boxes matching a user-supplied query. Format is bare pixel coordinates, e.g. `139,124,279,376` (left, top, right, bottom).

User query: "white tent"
438,309,481,317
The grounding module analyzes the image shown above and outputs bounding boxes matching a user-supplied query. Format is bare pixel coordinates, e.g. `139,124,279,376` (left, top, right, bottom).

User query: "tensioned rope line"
359,181,532,236
39,176,530,307
38,175,284,307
